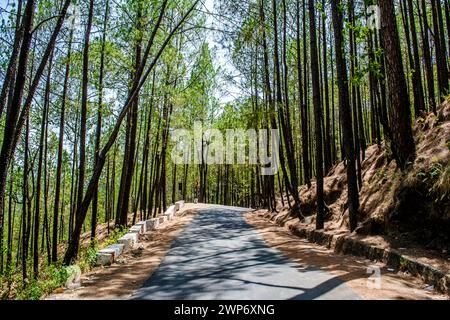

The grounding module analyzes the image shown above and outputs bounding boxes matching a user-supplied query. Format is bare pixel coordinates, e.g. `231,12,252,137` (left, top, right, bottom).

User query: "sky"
0,0,10,20
203,0,242,105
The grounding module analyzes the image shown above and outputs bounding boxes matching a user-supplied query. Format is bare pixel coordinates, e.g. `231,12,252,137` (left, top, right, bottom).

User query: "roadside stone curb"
95,201,185,266
257,212,450,295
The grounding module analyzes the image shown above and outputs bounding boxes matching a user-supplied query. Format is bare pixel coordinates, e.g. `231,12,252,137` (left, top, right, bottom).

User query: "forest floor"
46,203,211,300
245,213,448,300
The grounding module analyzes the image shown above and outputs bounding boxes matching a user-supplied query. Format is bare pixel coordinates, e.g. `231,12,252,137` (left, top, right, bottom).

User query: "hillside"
275,99,450,257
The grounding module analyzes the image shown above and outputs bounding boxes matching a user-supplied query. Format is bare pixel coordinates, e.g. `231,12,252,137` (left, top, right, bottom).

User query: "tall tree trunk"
348,0,363,188
402,0,426,117
309,0,325,229
322,0,332,172
0,0,23,118
68,107,79,241
43,82,51,265
260,0,277,210
379,0,416,170
6,165,14,274
430,0,449,100
140,71,156,216
117,4,143,227
0,0,36,271
149,113,162,218
300,0,311,188
91,0,110,239
273,0,301,210
33,51,53,277
0,2,72,261
76,0,95,231
22,115,29,280
282,0,300,198
331,0,360,232
418,0,436,113
52,28,73,262
407,0,426,115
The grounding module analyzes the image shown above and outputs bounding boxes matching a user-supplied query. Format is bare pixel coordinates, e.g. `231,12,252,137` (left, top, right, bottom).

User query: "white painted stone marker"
118,233,138,252
164,205,176,220
136,221,147,233
117,236,132,252
175,200,185,210
106,243,125,258
125,232,139,244
159,216,167,224
64,265,81,289
145,218,159,230
129,225,143,234
96,252,114,266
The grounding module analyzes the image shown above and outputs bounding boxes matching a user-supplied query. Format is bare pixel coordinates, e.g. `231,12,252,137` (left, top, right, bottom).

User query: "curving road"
131,205,361,300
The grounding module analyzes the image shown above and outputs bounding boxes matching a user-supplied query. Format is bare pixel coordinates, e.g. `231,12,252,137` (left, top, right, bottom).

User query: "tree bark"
322,0,332,173
91,0,110,239
0,0,23,119
0,0,36,270
430,0,449,100
33,50,54,277
309,0,325,229
76,0,95,230
418,0,436,113
52,28,73,262
331,0,360,232
379,0,416,170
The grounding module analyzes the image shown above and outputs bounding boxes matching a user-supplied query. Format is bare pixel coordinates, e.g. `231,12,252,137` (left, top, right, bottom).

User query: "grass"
399,257,409,271
1,264,68,300
431,162,450,202
102,226,128,248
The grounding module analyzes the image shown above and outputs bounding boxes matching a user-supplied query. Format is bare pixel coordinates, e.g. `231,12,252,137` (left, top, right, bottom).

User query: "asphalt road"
131,205,361,300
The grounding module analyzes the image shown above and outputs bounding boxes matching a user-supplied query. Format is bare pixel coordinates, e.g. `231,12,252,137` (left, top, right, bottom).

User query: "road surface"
131,205,360,300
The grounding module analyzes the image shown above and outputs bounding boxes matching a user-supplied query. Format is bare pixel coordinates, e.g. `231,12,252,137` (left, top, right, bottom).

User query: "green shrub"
79,242,98,272
13,265,68,300
103,227,128,248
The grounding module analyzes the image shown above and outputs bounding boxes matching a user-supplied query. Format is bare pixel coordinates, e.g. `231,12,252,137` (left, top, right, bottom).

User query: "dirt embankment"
268,100,450,273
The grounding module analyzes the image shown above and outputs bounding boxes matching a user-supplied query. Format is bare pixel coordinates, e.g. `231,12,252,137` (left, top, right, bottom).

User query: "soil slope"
276,99,450,260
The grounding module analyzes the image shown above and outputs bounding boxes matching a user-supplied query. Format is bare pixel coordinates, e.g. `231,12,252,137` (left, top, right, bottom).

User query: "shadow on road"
132,207,360,300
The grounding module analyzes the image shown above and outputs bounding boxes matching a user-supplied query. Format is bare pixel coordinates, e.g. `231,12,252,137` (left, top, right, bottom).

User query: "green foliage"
417,163,443,185
1,264,69,300
20,266,68,300
430,163,450,202
399,257,408,271
78,245,98,273
103,227,128,248
77,227,127,272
